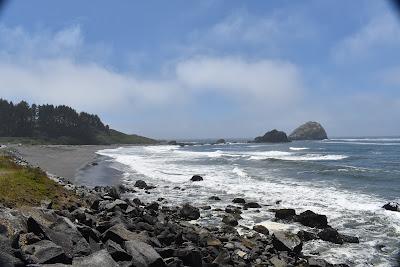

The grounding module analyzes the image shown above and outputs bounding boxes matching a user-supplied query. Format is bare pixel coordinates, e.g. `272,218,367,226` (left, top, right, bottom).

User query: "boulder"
253,225,269,235
295,210,328,229
179,204,200,220
125,240,166,267
275,209,296,220
341,234,359,244
190,175,203,182
289,121,328,140
72,249,119,267
272,231,302,254
0,251,25,267
104,199,129,211
297,230,318,242
22,240,70,264
317,228,343,244
215,139,226,144
213,249,231,265
254,129,290,143
173,246,202,267
382,202,400,212
222,215,238,226
102,223,148,245
209,196,221,201
135,180,148,189
105,240,132,262
232,198,246,204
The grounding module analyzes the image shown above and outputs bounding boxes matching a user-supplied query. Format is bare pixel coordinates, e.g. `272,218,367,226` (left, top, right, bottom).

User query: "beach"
13,145,123,185
1,140,399,266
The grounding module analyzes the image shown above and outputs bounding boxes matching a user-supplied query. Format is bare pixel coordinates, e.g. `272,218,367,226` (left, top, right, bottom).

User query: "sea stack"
289,121,328,140
254,129,290,143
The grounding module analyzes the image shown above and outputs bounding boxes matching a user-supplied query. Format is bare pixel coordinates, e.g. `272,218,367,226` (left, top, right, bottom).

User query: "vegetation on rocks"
0,155,81,208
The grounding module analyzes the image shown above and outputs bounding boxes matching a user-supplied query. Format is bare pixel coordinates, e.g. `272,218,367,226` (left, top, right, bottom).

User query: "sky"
0,0,399,139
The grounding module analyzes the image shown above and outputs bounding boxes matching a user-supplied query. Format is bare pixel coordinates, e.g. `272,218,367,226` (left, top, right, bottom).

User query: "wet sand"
14,145,124,185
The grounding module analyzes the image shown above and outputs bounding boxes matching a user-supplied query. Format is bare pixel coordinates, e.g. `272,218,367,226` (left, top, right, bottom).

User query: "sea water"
97,137,400,266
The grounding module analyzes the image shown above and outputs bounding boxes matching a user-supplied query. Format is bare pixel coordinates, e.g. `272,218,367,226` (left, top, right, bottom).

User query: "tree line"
0,99,110,144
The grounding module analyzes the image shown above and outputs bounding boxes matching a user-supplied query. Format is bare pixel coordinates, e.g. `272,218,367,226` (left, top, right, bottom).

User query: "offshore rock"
254,129,290,143
289,121,328,140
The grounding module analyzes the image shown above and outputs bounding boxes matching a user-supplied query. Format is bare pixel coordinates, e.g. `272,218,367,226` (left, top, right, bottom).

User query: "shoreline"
0,143,362,267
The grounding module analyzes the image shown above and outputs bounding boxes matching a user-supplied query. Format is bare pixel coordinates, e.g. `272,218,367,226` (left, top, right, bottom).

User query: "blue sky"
0,0,399,138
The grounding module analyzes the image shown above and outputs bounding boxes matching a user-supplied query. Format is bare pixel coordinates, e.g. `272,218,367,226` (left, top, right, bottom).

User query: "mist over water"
97,137,400,266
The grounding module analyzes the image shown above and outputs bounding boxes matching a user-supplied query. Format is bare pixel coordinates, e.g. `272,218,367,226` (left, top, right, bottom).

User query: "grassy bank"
0,155,81,208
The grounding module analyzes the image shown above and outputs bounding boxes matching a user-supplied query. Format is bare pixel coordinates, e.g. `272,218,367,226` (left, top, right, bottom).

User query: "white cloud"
333,13,400,62
176,56,303,104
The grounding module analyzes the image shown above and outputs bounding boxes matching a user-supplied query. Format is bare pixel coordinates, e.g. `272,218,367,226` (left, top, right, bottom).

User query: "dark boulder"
318,228,343,244
253,225,269,235
135,180,148,189
173,246,202,267
105,240,132,262
209,196,221,201
22,240,70,264
232,198,246,204
297,230,318,242
341,234,359,244
179,204,200,220
275,209,296,220
215,139,226,144
102,223,147,245
382,202,400,212
190,175,203,182
0,251,25,267
289,121,328,140
272,231,302,254
295,210,328,229
222,215,239,226
254,129,290,143
72,249,119,267
124,240,166,267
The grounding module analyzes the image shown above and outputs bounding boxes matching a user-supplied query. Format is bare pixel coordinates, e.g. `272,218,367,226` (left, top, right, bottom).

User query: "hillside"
0,99,158,145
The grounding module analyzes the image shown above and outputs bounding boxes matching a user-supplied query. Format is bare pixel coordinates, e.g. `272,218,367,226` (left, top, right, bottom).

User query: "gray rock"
253,225,269,235
102,223,150,245
213,249,231,265
72,249,119,267
22,240,69,264
105,240,132,262
179,204,200,220
244,202,261,209
272,231,302,254
222,214,238,226
0,251,25,267
341,234,359,244
105,199,129,211
124,240,166,267
289,121,328,140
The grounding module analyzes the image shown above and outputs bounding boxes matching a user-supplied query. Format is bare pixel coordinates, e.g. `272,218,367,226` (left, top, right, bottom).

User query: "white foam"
290,147,309,151
97,145,399,266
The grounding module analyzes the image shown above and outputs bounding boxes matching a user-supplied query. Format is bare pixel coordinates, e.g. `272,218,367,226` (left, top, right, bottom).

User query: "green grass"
0,156,81,208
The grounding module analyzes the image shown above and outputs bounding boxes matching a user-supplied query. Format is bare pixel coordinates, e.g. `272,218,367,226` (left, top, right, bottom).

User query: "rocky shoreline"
0,156,358,266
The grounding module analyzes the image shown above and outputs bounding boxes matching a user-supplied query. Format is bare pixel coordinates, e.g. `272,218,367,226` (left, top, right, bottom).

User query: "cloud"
333,12,400,62
176,56,303,105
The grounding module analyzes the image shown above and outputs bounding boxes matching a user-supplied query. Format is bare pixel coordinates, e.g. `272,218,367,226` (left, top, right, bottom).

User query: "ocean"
96,137,400,266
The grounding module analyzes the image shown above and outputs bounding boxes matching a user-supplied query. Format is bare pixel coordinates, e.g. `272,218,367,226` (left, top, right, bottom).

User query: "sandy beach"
14,145,122,184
